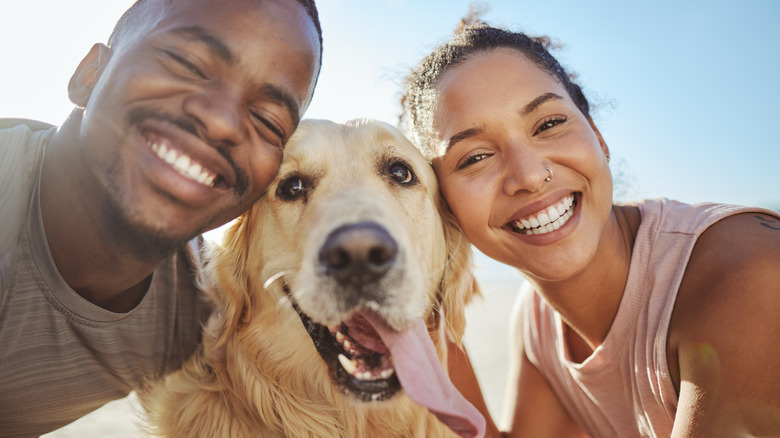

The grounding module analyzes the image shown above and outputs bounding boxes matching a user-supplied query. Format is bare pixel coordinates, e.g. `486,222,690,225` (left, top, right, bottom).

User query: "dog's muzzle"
318,222,398,287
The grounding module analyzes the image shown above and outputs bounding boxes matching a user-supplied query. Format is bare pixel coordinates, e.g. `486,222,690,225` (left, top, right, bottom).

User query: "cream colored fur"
140,119,480,437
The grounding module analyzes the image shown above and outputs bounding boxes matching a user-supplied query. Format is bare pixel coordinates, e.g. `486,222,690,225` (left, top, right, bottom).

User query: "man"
0,0,322,435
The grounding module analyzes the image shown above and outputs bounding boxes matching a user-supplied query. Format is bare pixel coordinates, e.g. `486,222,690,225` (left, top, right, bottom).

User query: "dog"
140,119,486,437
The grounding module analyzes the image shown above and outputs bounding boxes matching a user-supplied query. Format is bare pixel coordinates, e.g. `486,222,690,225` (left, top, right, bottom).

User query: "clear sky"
2,0,779,213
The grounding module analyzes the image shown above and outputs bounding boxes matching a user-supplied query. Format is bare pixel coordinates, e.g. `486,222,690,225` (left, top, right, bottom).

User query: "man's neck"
41,114,167,312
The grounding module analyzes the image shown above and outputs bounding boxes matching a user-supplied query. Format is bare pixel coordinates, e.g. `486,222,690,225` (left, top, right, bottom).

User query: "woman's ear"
588,117,610,162
68,43,110,107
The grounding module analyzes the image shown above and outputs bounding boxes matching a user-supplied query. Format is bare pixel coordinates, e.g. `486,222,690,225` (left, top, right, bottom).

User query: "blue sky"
2,0,778,210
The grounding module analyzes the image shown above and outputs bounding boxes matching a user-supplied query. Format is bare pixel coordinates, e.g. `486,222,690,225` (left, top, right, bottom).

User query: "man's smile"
150,139,217,187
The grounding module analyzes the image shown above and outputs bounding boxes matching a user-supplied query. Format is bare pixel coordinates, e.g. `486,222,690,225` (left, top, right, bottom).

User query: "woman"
400,20,780,437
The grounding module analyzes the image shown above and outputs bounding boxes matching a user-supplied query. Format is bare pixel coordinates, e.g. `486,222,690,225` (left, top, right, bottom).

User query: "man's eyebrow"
169,26,302,131
259,84,301,132
521,92,564,116
447,127,484,152
171,26,234,64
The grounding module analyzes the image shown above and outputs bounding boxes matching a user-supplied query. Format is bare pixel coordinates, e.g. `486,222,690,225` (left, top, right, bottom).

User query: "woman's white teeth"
512,195,575,235
151,142,216,187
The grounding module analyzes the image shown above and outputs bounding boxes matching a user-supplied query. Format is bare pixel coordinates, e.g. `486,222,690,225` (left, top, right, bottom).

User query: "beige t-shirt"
0,121,211,437
520,198,780,437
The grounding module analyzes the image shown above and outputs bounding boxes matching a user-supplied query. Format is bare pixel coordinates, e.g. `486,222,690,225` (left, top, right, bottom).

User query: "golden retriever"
140,119,486,437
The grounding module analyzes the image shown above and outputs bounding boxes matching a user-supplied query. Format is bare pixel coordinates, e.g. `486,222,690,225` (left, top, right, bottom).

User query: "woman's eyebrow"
446,93,565,152
521,92,564,116
447,126,484,152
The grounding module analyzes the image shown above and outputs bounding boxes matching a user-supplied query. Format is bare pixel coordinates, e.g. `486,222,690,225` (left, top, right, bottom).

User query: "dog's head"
205,119,479,406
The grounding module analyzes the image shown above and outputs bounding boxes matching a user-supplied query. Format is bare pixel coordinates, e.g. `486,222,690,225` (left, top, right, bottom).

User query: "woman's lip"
505,192,579,226
501,192,582,241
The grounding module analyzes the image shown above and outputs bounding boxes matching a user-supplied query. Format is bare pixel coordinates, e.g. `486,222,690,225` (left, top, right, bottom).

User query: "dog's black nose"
319,222,398,284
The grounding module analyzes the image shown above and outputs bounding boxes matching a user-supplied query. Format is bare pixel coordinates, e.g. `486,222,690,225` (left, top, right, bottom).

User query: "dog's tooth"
336,332,345,343
343,339,352,350
379,368,395,379
371,393,381,401
357,371,372,380
338,354,357,375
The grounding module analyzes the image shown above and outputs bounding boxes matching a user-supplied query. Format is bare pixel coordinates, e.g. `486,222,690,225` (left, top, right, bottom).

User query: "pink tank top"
520,198,779,437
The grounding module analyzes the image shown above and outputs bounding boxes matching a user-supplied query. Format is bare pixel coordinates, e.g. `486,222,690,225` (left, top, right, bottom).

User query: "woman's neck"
530,204,641,353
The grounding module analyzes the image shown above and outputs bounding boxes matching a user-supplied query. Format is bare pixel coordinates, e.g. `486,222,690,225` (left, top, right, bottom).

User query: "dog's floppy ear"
437,199,481,347
204,205,260,347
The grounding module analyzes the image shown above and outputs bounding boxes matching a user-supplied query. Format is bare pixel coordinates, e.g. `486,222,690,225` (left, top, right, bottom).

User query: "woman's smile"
507,193,577,235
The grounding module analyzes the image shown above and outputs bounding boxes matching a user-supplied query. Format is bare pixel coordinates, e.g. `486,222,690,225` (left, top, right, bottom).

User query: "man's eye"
388,161,415,185
250,112,286,146
534,115,568,136
165,51,207,79
276,176,307,201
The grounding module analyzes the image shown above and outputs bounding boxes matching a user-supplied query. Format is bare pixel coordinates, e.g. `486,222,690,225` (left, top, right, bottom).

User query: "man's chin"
100,198,200,263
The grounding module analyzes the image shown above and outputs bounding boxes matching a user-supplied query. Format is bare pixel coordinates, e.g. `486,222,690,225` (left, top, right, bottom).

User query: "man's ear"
588,117,610,162
68,43,110,107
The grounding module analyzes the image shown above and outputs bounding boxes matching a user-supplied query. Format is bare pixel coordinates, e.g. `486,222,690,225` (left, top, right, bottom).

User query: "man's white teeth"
151,142,216,187
512,195,575,235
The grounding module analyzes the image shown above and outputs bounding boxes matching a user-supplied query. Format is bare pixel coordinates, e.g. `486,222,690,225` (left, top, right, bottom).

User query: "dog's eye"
276,176,306,200
388,162,415,185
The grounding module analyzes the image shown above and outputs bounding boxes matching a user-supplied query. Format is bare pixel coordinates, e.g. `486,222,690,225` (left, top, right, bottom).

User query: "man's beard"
90,106,252,262
98,193,202,264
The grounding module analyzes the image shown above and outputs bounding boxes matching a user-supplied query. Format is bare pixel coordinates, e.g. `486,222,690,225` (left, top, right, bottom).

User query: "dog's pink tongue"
370,318,486,438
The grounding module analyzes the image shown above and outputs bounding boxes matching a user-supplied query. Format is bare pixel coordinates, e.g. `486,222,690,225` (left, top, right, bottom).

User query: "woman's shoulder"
672,210,780,347
667,210,780,432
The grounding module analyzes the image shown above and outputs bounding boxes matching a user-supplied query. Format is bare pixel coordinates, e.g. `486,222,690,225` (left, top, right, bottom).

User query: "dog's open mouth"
283,287,486,436
285,287,401,402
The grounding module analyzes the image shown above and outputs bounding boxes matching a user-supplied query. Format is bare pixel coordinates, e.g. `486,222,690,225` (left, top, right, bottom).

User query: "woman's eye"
388,162,415,184
457,153,489,170
276,176,307,201
534,115,568,136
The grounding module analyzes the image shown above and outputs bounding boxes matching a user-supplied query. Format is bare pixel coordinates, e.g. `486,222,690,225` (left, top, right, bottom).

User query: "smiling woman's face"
431,48,613,281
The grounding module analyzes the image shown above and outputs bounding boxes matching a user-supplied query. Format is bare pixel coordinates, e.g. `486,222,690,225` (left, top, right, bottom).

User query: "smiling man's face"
71,0,320,257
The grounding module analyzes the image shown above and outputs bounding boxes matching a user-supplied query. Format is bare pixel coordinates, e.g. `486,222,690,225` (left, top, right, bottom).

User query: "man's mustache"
128,107,248,196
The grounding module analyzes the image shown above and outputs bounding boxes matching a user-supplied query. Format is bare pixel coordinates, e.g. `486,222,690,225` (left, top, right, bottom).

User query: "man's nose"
182,85,244,147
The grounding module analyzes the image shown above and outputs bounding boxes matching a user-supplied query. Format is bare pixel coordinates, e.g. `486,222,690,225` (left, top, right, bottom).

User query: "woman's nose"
501,145,550,196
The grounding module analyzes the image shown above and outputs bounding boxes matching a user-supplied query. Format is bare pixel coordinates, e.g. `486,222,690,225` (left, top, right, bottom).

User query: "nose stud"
544,167,553,183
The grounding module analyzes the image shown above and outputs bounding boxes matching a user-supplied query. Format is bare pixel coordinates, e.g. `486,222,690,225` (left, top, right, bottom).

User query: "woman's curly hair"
400,9,590,160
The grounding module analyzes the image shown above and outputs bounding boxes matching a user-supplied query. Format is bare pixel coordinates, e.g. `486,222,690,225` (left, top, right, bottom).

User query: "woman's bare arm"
669,212,780,436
